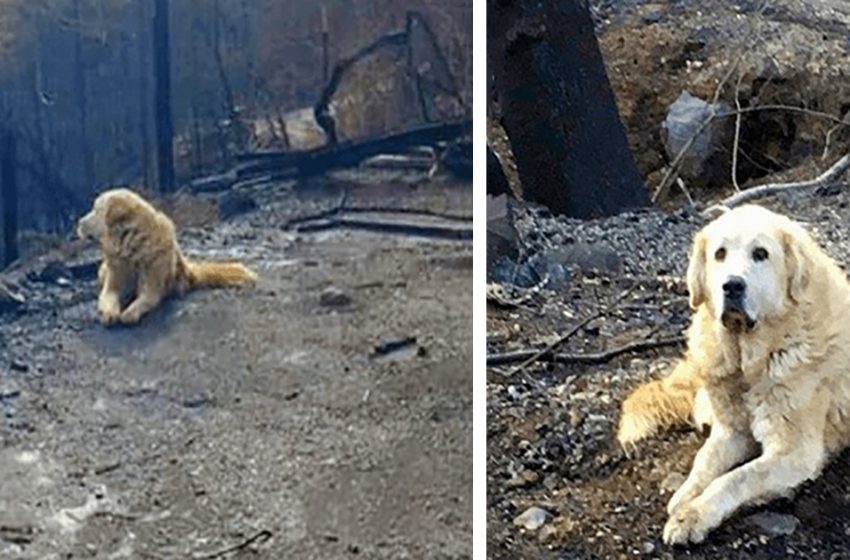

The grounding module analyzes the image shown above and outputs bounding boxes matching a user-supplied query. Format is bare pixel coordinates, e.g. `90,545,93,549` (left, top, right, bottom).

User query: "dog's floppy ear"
781,229,810,304
687,231,708,310
104,195,133,228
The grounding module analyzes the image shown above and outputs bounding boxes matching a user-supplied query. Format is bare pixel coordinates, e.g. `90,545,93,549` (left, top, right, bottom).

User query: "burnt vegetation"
0,0,471,265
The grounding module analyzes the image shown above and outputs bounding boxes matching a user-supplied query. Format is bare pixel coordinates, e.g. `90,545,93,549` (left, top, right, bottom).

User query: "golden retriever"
77,188,256,326
617,205,850,545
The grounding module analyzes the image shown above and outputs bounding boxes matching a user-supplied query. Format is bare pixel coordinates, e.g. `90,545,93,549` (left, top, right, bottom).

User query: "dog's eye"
714,247,726,262
752,247,769,262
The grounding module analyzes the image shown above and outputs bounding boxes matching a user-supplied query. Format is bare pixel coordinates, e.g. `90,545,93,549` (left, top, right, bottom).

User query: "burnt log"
189,120,470,193
489,0,649,218
240,120,470,179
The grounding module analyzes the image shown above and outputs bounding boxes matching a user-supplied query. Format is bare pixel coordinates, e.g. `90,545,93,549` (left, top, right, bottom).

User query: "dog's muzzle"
721,276,756,332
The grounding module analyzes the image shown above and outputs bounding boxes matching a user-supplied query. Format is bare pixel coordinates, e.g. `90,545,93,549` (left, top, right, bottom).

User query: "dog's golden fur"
618,205,850,545
77,188,256,325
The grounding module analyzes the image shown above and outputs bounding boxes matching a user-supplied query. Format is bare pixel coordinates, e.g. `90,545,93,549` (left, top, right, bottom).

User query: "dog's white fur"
617,205,850,545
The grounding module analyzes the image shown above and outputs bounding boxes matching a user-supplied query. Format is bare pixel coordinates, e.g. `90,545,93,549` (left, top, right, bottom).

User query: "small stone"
745,512,799,537
10,360,29,373
568,410,584,428
513,506,551,531
0,280,25,313
660,472,686,494
319,287,352,308
642,541,656,554
182,394,213,409
507,469,539,488
0,382,20,401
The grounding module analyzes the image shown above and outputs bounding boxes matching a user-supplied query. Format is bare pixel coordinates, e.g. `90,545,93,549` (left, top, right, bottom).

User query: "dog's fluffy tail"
182,259,257,289
617,359,704,449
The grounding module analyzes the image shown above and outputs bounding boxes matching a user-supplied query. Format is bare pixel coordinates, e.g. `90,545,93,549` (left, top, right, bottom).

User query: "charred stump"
1,131,18,266
489,0,649,218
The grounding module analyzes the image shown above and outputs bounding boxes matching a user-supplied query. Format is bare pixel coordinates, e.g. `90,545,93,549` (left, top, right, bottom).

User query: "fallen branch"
236,120,471,177
504,288,634,374
194,529,272,560
487,336,685,367
295,216,472,240
705,153,850,215
344,206,472,223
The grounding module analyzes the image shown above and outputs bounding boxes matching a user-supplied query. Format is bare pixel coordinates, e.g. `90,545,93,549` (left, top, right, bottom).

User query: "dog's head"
76,189,137,241
686,205,812,333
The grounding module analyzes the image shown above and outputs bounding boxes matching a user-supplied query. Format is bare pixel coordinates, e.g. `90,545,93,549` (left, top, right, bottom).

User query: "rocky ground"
487,186,850,560
488,1,850,557
0,171,472,559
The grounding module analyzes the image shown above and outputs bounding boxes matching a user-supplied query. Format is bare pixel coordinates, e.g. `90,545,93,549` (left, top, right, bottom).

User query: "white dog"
618,205,850,545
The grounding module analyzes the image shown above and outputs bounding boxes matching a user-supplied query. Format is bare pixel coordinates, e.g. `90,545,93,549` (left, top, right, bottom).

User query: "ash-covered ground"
0,172,472,559
488,0,850,556
487,187,850,559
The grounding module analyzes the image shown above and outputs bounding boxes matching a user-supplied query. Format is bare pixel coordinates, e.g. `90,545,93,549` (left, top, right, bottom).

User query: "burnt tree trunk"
137,0,152,189
488,0,648,218
153,0,175,192
72,0,94,190
1,131,18,266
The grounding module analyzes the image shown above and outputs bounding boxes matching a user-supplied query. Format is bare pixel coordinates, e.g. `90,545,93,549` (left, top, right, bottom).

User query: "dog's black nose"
723,276,746,298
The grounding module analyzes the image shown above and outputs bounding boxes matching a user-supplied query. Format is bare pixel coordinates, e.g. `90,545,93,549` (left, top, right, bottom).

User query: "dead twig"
676,177,696,209
194,529,273,559
488,336,685,367
822,109,850,160
705,153,850,215
717,104,850,126
501,288,634,374
731,72,745,191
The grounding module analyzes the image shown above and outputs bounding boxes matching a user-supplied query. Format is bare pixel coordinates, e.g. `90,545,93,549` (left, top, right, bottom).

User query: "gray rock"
543,242,624,275
513,506,551,531
319,287,352,308
0,382,20,401
487,195,519,269
0,281,24,314
663,91,732,185
745,512,799,537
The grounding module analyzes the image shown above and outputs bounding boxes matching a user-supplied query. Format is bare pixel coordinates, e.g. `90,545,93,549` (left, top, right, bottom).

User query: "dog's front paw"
667,480,702,515
98,300,121,326
119,308,142,325
663,503,710,546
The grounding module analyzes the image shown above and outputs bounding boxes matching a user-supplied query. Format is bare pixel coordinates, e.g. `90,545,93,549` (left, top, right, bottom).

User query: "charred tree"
152,0,175,192
72,0,94,190
137,0,152,189
488,0,649,218
1,130,18,266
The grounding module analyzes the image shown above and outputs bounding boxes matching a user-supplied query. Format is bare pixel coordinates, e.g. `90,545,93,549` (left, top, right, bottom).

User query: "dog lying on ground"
617,205,850,545
77,188,256,325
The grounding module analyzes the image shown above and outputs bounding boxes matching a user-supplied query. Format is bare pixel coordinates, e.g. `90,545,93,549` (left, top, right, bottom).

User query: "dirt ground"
487,187,850,559
0,174,472,559
487,2,850,556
